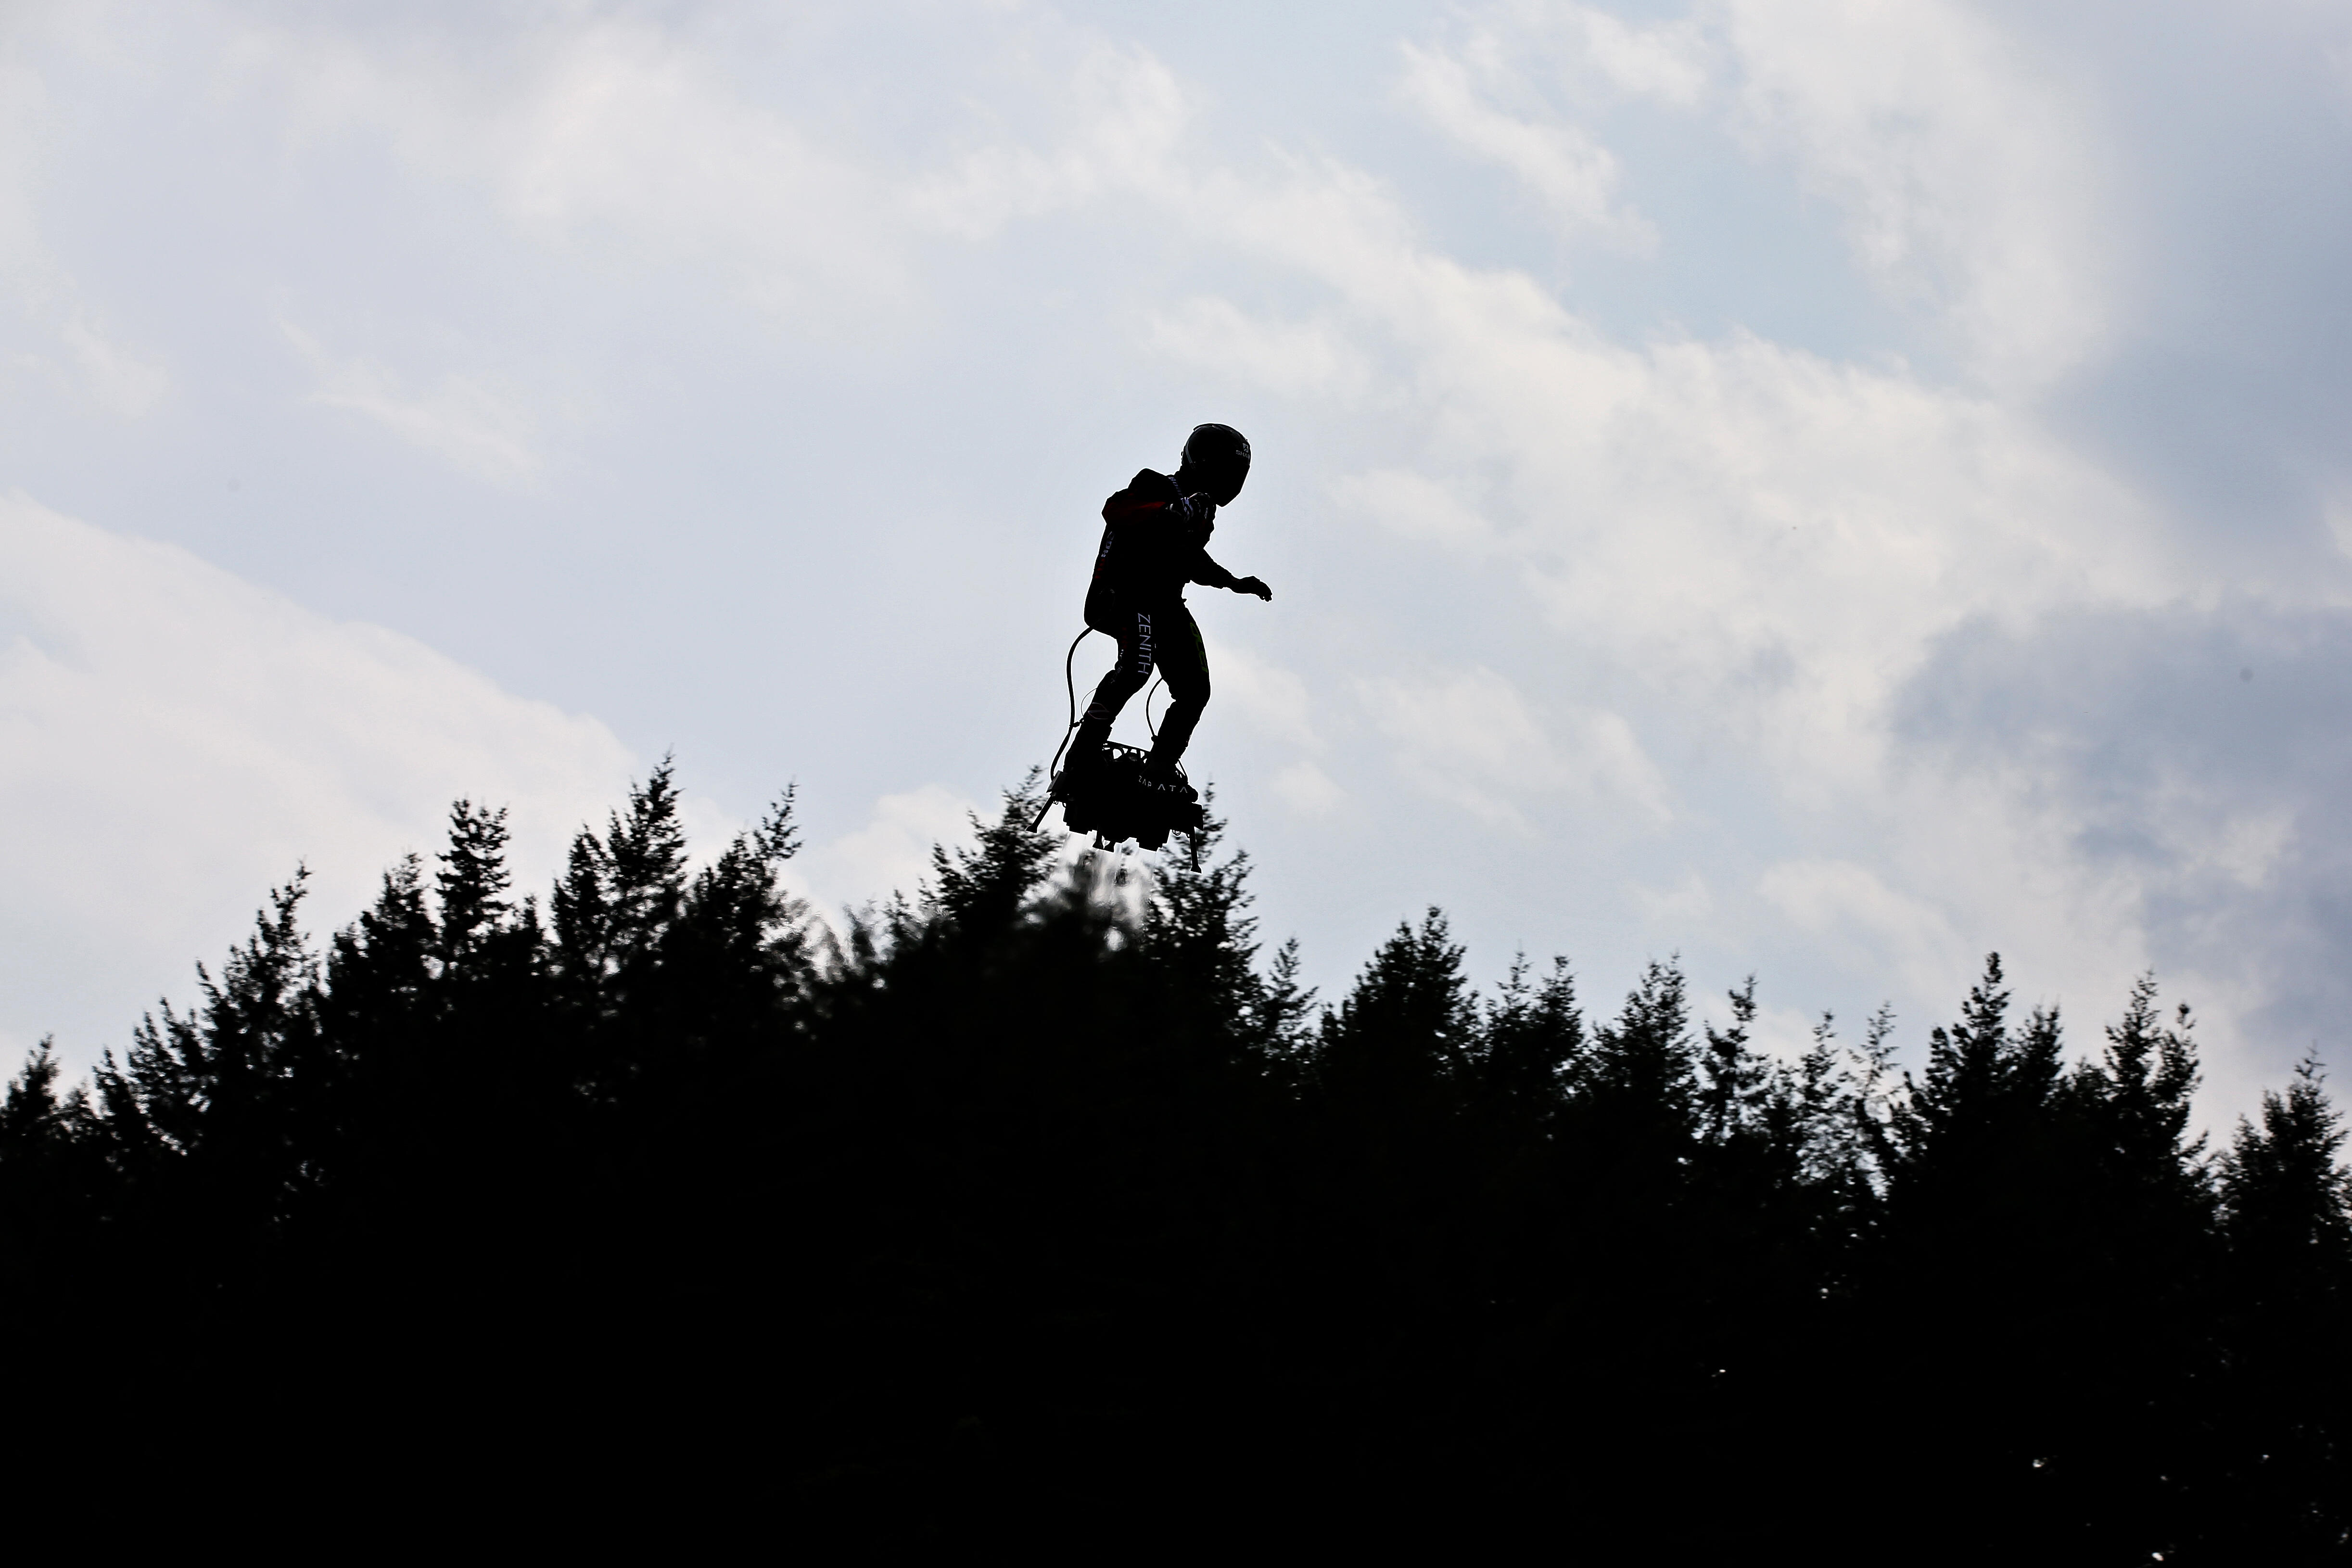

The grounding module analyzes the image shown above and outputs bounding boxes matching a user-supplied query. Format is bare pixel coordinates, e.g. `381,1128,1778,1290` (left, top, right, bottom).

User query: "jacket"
1084,468,1237,632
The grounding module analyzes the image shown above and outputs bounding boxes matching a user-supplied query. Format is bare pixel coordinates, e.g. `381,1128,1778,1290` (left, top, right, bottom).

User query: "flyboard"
1030,627,1207,864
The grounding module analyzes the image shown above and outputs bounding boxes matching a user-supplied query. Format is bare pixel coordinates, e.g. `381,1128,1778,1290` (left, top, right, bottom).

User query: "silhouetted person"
1068,423,1271,796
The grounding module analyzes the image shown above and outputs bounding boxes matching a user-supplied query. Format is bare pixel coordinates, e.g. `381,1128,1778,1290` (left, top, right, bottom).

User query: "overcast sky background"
5,0,2351,1125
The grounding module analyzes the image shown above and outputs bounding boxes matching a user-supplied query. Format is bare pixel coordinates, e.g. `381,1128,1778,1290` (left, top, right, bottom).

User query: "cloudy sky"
5,0,2350,1122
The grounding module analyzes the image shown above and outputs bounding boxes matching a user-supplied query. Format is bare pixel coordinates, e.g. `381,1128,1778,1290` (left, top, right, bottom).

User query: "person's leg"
1069,608,1157,772
1144,606,1209,778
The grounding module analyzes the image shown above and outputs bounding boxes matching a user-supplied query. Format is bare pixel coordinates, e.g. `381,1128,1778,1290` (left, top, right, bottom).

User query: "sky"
5,0,2352,1127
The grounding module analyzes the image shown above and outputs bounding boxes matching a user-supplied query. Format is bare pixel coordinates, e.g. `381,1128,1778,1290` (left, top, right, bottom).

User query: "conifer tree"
2057,975,2212,1324
2075,975,2205,1188
0,1044,88,1164
921,768,1060,943
2210,1056,2352,1554
1144,798,1314,1068
1698,976,1767,1147
320,857,438,1045
552,759,690,1012
1884,956,2075,1279
663,786,810,1045
1571,956,1700,1172
1475,954,1582,1118
1310,908,1475,1112
95,874,318,1183
1894,955,2056,1165
435,800,515,970
2221,1054,2352,1289
1545,958,1705,1366
300,854,443,1212
0,1041,101,1300
1780,1008,1895,1255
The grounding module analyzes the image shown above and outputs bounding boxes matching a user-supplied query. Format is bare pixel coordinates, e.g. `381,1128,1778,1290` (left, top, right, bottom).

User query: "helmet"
1180,423,1252,505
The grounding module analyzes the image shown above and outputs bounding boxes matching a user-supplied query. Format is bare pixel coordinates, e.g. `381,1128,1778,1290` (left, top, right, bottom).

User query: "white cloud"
1271,759,1346,817
1210,640,1321,750
2327,493,2352,563
1568,5,1712,106
0,50,42,272
908,43,1190,238
495,24,907,319
1168,135,2166,809
60,315,167,416
228,16,915,330
281,320,541,486
1334,468,1502,557
1363,666,1670,828
0,492,638,1071
1145,296,1372,401
793,784,982,919
0,20,61,292
1721,0,2117,386
0,37,166,418
1391,0,2117,383
1398,37,1657,251
1759,856,1969,997
1632,868,1714,927
2203,806,2295,891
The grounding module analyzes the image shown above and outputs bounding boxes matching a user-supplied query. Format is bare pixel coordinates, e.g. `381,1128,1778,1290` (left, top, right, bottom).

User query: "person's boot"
1061,720,1112,790
1139,753,1197,803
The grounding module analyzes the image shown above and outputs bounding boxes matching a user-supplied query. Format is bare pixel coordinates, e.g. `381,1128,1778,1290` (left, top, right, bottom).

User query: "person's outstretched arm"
1177,494,1272,600
1188,550,1270,599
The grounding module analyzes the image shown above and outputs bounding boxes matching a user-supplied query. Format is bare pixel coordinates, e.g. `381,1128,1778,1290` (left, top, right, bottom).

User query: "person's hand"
1233,576,1272,600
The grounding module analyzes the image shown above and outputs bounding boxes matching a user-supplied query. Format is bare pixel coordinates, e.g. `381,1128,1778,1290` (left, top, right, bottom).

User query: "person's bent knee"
1164,665,1209,705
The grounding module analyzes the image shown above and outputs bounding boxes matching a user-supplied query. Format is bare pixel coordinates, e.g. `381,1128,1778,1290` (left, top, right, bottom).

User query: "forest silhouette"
3,765,2347,1557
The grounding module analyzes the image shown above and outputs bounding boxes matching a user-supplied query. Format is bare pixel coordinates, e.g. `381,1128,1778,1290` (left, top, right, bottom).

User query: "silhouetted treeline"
3,766,2347,1557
